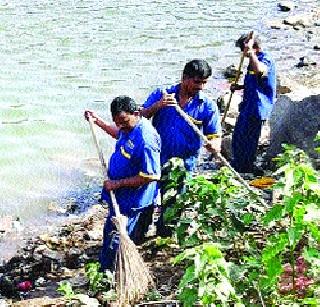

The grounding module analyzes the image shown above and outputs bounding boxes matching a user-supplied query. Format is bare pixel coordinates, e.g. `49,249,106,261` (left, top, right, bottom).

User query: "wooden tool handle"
88,117,121,218
172,104,267,206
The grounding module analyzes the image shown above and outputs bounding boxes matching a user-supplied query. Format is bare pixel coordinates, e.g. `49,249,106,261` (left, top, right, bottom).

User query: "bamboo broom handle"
171,103,266,205
88,117,121,218
221,30,254,124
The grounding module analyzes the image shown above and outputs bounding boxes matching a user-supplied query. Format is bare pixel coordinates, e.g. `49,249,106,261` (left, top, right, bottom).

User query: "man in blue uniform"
141,59,222,171
141,59,222,236
231,34,276,173
85,96,161,271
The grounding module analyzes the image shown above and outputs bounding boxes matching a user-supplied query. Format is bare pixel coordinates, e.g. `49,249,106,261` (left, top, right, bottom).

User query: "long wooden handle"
222,31,254,124
172,104,267,205
221,54,245,124
88,117,121,218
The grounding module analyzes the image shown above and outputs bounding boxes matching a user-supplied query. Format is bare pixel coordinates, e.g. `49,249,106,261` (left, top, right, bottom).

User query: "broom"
169,103,268,207
87,117,154,305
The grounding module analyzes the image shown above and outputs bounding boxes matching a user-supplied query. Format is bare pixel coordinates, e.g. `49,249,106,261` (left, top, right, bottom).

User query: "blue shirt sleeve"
202,102,222,137
143,88,163,109
257,54,276,119
258,54,275,89
260,56,272,74
139,141,161,180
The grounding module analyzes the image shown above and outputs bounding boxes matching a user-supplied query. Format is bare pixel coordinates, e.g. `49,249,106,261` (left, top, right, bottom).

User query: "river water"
0,0,319,232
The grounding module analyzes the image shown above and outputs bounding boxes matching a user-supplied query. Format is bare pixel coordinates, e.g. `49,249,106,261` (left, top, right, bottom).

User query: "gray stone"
221,135,232,160
75,294,99,307
221,92,242,119
278,1,294,12
224,64,241,79
284,14,313,27
296,56,317,68
267,86,320,166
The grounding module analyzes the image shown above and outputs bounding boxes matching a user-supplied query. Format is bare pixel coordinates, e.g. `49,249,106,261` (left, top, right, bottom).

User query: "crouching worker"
84,96,161,271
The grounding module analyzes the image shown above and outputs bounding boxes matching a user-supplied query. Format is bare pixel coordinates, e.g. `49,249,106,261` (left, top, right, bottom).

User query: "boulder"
296,56,317,68
221,135,232,161
278,1,294,12
220,91,242,118
224,65,242,79
267,85,320,167
283,14,313,27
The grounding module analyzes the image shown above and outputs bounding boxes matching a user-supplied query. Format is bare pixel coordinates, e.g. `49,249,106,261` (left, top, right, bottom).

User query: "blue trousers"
231,114,262,173
99,205,153,271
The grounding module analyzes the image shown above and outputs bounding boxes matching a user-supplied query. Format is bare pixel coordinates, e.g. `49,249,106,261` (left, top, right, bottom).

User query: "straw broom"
88,117,154,305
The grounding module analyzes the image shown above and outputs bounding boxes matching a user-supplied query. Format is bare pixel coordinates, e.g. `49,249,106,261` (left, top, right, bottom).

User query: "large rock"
283,13,314,27
221,91,242,119
267,84,320,167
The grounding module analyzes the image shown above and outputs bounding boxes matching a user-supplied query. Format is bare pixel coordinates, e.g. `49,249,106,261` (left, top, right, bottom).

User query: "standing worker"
84,96,161,271
141,59,222,171
231,33,276,173
141,59,222,236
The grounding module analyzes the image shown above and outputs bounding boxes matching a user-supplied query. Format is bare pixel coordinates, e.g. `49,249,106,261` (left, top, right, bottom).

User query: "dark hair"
183,59,212,79
235,33,261,51
110,95,137,118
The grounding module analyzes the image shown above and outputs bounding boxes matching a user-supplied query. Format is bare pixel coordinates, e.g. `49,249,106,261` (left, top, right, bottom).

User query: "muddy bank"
0,202,184,306
0,204,105,305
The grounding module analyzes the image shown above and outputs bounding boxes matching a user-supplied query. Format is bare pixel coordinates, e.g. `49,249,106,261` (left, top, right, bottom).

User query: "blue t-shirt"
143,84,221,171
101,117,161,215
240,51,276,120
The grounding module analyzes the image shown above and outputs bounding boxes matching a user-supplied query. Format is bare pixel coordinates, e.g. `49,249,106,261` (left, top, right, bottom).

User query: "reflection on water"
0,0,318,222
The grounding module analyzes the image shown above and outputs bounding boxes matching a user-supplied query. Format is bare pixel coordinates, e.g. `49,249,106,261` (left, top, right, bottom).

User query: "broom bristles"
114,216,154,306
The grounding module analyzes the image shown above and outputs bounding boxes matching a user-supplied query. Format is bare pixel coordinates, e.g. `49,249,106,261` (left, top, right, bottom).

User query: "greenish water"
0,0,318,222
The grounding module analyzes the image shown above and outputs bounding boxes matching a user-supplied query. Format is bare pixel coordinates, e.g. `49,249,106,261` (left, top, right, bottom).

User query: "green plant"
85,262,114,296
163,162,267,305
155,236,174,247
260,145,320,300
173,243,244,307
159,144,319,306
57,281,76,301
165,167,262,248
144,288,162,301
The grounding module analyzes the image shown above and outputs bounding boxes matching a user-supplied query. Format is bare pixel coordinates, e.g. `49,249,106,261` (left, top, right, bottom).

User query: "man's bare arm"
84,110,119,139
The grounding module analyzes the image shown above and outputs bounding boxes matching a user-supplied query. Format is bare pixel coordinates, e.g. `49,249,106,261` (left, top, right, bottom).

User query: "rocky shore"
1,2,320,306
0,202,185,306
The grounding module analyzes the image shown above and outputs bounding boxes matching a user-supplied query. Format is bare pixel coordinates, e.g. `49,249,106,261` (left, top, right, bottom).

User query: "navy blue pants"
99,205,153,271
231,113,262,173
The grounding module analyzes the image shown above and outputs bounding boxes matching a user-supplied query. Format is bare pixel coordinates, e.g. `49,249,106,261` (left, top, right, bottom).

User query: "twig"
255,282,266,307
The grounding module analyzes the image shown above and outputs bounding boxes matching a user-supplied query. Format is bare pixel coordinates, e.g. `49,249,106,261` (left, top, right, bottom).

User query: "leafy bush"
167,141,320,306
173,243,244,307
85,261,115,297
57,281,76,301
